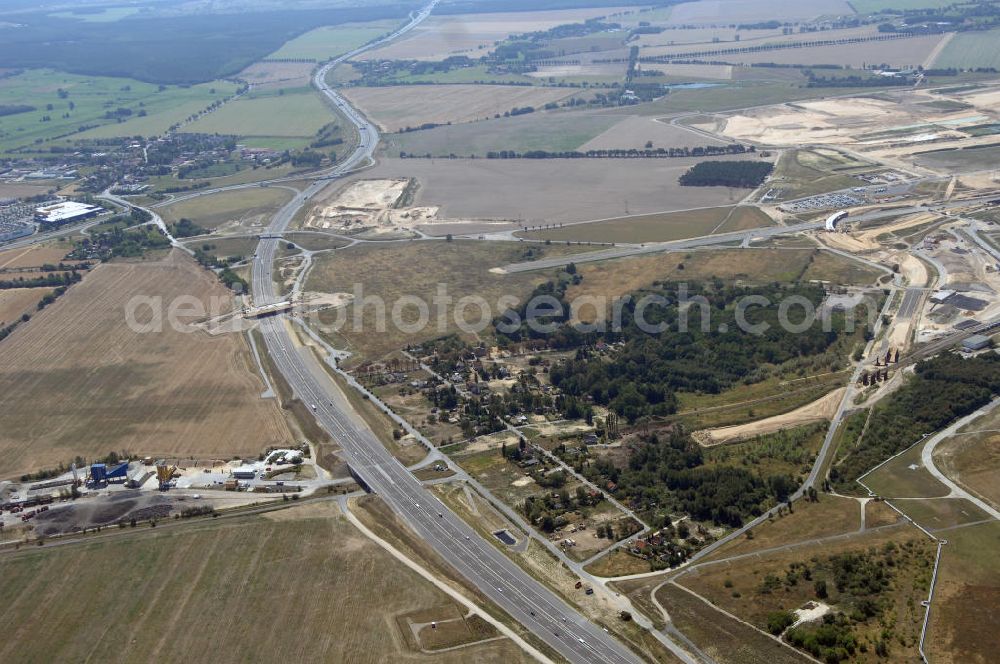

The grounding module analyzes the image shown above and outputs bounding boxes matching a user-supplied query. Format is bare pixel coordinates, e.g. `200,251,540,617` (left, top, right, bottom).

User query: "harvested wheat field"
342,85,577,132
0,242,75,270
355,157,757,223
695,387,844,445
0,503,527,663
237,61,314,90
0,250,290,477
0,288,50,325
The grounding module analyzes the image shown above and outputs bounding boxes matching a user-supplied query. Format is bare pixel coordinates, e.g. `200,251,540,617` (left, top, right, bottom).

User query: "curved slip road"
249,3,653,662
920,400,1000,522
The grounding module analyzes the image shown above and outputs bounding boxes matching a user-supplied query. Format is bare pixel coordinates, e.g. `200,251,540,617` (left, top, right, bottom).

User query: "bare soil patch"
0,182,49,198
695,388,844,445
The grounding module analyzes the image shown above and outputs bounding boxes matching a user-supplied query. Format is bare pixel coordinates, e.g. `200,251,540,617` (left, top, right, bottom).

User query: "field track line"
0,246,32,269
342,499,556,664
923,32,955,70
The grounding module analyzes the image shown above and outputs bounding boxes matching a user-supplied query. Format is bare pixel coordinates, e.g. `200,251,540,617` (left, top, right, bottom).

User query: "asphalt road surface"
498,195,1000,274
897,288,923,321
248,3,650,662
500,220,827,273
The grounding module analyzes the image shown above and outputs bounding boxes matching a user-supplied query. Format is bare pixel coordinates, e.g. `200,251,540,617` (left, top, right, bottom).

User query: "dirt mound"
32,493,175,536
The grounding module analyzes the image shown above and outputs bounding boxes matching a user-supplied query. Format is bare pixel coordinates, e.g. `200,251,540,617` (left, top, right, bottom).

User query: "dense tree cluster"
170,218,207,238
0,271,82,290
0,6,413,84
804,71,912,88
401,144,754,160
585,429,797,527
545,282,851,422
191,244,248,292
0,104,36,117
310,122,344,149
678,160,774,188
70,223,170,261
832,352,1000,490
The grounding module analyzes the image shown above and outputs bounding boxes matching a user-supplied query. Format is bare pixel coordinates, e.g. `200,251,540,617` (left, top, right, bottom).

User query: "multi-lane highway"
248,3,655,663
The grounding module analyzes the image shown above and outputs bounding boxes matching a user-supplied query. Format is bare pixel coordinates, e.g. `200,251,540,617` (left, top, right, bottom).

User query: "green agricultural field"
891,497,989,530
802,249,886,285
520,206,773,244
48,7,142,22
0,69,236,151
387,110,619,157
142,163,296,194
862,441,951,499
76,93,238,140
632,81,901,115
932,29,1000,70
180,89,332,146
850,0,959,13
616,5,675,25
268,20,400,61
375,65,538,86
159,187,296,231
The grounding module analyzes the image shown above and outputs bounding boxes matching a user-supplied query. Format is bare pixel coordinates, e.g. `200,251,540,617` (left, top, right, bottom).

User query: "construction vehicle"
155,462,177,490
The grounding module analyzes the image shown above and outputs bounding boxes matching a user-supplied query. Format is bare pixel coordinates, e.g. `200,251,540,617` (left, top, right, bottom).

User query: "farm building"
34,201,103,226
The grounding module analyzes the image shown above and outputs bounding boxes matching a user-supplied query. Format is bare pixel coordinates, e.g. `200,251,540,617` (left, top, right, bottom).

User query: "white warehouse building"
34,201,104,226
